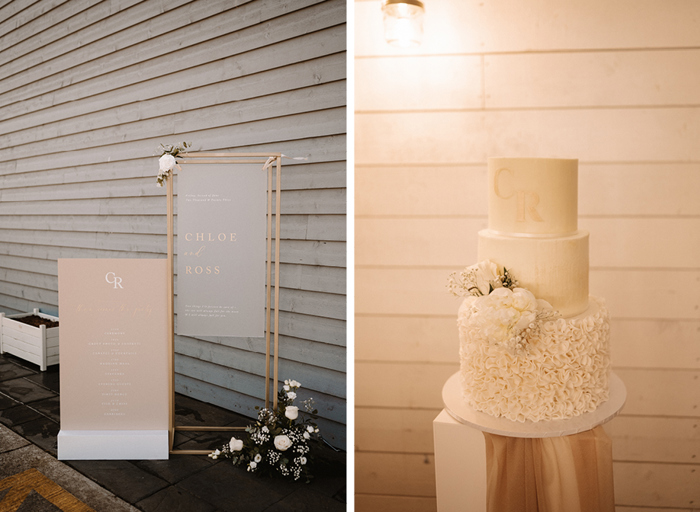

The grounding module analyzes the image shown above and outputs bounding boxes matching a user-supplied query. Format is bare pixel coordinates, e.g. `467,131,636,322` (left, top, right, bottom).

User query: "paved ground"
0,353,346,511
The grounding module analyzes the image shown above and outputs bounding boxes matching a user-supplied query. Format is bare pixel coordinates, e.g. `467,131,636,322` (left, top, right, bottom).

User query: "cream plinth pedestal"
433,409,488,512
433,372,627,511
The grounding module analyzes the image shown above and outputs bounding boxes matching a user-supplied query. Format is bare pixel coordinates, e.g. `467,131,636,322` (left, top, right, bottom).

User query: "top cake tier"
488,157,578,235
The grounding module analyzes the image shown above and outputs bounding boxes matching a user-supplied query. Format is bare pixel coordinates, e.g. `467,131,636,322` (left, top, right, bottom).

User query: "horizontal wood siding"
355,0,700,509
0,0,347,448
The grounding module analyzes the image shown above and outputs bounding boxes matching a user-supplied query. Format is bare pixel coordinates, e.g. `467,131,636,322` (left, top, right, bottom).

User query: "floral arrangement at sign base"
209,380,320,483
156,141,191,187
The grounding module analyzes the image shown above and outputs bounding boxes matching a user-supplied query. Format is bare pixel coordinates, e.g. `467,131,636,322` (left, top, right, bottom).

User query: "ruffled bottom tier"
458,296,611,423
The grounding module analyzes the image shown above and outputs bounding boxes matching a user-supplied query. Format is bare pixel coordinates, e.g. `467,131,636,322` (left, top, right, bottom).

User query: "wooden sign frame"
166,152,282,455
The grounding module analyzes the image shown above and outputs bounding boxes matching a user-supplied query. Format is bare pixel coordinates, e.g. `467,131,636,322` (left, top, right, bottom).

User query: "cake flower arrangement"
209,380,320,483
156,141,191,187
448,260,560,353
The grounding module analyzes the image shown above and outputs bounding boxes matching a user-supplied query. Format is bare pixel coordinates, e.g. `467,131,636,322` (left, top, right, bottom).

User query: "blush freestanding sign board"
57,259,170,460
176,163,267,338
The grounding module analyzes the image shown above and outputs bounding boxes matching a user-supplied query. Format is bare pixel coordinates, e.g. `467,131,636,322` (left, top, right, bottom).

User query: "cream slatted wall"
0,0,347,447
355,0,700,509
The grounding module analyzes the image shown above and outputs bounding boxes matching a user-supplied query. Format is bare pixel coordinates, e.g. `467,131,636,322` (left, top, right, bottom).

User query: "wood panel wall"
355,0,700,509
0,0,347,447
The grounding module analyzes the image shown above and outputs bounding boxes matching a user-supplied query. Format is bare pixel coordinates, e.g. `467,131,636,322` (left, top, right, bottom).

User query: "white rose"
249,461,257,469
303,431,310,439
285,406,299,420
159,154,176,173
287,391,297,400
274,435,292,451
283,385,290,391
290,380,301,388
307,426,314,433
229,437,244,452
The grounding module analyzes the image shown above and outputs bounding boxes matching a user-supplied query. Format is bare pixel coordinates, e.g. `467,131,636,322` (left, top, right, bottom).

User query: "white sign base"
58,430,169,460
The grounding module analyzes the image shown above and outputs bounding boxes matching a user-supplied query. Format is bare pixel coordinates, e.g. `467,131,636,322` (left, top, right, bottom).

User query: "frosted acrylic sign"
57,259,169,459
177,163,267,337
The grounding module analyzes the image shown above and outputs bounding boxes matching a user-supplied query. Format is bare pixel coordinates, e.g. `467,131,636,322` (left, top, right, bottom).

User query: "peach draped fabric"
483,426,614,512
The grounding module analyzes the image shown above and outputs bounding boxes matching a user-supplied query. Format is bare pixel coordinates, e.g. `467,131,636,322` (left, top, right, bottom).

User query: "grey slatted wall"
0,0,347,447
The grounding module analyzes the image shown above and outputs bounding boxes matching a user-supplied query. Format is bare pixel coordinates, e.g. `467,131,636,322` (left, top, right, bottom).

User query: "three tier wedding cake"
450,158,611,423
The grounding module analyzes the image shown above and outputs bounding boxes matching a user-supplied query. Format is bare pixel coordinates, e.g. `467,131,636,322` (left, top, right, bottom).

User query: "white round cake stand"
443,371,627,438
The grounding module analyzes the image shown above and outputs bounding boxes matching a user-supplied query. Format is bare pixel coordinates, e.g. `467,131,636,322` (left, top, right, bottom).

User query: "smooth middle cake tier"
478,229,589,317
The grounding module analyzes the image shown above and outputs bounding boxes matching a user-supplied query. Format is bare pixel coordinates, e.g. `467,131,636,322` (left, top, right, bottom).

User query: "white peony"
471,287,538,345
285,406,299,420
159,154,176,173
274,435,292,451
229,437,244,452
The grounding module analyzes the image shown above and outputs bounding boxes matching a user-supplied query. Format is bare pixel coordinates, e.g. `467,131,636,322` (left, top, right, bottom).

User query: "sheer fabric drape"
483,426,615,512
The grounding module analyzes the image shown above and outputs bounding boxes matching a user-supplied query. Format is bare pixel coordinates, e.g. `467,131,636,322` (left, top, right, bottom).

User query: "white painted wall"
355,0,700,509
0,0,346,447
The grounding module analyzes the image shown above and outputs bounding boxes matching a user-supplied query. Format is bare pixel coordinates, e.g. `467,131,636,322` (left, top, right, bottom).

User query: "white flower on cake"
461,287,558,352
471,287,538,343
447,259,517,298
452,260,559,353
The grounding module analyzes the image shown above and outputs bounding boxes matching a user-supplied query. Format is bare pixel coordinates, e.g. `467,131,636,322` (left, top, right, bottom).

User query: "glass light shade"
382,0,425,48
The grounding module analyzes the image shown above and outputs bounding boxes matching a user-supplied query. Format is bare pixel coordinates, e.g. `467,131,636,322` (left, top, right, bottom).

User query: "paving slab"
0,403,43,428
0,377,58,403
24,367,60,393
131,454,213,485
0,392,19,410
135,485,218,512
66,460,170,504
12,415,60,456
28,396,61,423
0,361,36,381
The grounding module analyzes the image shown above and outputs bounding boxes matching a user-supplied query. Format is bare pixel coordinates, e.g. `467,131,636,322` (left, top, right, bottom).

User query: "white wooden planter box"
0,308,59,371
